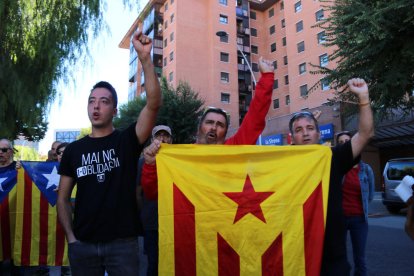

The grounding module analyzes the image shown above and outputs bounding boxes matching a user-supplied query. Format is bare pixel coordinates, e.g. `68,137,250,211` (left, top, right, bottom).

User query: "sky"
38,0,148,154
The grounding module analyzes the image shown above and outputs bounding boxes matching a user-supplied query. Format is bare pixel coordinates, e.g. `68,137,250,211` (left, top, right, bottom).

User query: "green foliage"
114,78,205,144
77,127,92,140
14,145,41,161
0,0,106,141
312,0,414,118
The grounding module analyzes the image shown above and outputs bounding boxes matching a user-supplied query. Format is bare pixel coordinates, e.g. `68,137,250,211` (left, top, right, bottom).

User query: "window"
280,1,284,10
165,2,168,11
281,19,285,28
299,62,306,74
169,51,174,61
270,43,276,53
285,95,290,105
220,34,228,43
220,14,228,24
251,45,258,54
296,20,303,32
318,31,326,44
164,20,168,29
251,28,257,37
319,53,328,66
283,56,288,65
284,75,289,85
294,1,302,13
300,84,308,97
269,25,276,35
282,37,286,46
220,52,229,62
170,32,174,42
170,14,174,23
273,98,280,109
252,63,259,72
321,78,330,90
297,41,305,53
169,71,173,82
221,72,229,83
315,9,324,21
273,60,277,69
221,93,230,103
273,79,279,89
219,0,227,5
163,57,167,66
250,11,256,20
164,38,167,47
268,8,274,18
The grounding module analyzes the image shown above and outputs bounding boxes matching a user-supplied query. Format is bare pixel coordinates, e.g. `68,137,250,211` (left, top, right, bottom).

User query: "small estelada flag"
157,144,331,276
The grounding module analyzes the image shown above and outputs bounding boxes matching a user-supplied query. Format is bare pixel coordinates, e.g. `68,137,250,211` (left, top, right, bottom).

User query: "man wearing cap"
141,57,274,202
137,125,172,276
289,78,374,275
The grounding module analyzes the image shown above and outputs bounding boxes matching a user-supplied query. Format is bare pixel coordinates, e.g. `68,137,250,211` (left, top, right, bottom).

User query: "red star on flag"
224,174,274,224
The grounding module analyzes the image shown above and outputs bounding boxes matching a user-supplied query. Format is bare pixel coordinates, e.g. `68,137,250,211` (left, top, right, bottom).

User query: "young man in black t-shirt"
57,30,161,276
289,78,374,276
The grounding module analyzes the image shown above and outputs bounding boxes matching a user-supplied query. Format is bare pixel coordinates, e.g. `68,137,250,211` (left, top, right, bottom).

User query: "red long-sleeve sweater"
141,72,274,200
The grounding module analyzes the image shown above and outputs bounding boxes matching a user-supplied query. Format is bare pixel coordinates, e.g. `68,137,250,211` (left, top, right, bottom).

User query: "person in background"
337,131,375,276
137,125,173,276
56,143,69,163
47,141,62,161
288,78,374,275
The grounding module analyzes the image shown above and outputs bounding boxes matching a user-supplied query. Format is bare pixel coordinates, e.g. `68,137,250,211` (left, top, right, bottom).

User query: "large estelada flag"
12,161,69,266
0,169,18,261
157,144,332,276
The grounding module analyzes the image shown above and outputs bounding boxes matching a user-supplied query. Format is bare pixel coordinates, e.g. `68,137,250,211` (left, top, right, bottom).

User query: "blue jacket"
357,161,375,221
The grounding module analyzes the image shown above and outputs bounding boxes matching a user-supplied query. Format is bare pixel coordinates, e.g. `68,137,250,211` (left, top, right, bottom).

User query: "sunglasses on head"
203,106,228,116
0,148,10,153
290,111,314,121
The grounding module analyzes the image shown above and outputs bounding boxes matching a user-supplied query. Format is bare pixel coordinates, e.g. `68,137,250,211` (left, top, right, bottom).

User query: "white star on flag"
0,177,7,192
43,166,60,189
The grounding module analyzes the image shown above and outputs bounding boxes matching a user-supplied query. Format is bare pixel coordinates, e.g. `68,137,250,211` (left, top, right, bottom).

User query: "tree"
312,0,414,117
114,78,205,144
14,145,41,161
0,1,132,141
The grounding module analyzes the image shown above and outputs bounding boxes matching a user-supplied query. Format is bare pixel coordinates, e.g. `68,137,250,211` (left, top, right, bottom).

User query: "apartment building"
120,0,342,144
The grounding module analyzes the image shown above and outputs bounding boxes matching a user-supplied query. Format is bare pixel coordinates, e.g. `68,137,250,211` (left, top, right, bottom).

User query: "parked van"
382,158,414,213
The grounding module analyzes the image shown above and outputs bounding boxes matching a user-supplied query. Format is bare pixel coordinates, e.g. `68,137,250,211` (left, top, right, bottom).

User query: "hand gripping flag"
0,169,18,261
157,144,332,276
12,161,69,266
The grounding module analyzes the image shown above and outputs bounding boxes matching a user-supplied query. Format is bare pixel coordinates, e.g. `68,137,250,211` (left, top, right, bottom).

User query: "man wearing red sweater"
141,57,274,200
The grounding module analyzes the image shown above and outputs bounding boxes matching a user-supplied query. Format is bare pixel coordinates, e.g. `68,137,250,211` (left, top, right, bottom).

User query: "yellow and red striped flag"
0,169,18,261
12,161,69,266
157,144,332,275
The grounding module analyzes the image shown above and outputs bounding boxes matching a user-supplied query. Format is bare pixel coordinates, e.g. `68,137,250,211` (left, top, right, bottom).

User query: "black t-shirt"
59,124,143,242
322,140,355,271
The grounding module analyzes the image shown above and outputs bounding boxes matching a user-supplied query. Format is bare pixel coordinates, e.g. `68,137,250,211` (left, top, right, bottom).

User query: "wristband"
359,102,370,107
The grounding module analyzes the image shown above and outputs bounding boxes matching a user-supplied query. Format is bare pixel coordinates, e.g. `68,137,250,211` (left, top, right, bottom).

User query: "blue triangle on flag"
0,169,18,204
21,161,60,206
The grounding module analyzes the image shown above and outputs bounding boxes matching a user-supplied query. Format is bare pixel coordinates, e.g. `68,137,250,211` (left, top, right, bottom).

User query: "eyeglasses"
0,148,11,153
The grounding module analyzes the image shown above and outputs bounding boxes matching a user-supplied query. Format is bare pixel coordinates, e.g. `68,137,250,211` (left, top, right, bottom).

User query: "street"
350,193,414,276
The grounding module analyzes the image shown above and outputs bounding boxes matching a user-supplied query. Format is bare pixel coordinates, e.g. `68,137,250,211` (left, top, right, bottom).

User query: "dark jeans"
345,216,368,276
68,238,140,276
143,229,158,276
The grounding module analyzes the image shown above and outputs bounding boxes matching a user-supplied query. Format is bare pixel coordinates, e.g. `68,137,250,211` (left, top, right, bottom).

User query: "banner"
157,144,332,275
12,161,68,266
0,169,18,261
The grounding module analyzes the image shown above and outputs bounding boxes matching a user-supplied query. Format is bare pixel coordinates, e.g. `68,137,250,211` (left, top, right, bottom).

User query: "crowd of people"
1,28,413,276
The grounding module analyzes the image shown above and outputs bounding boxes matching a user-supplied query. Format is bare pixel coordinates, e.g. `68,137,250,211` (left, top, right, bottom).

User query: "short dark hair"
92,81,118,108
199,107,229,129
336,131,352,143
289,111,320,134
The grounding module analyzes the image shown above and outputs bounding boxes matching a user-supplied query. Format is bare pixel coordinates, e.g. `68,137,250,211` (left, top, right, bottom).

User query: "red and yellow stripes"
12,169,68,266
